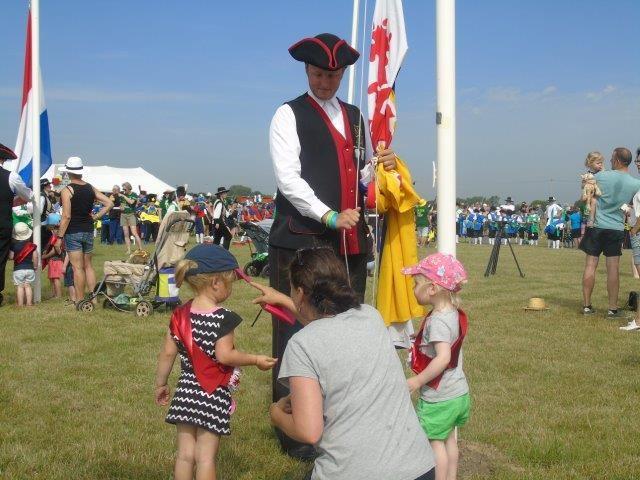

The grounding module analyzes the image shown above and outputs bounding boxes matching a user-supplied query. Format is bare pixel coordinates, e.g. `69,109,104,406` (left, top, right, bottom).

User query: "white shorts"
13,269,36,286
418,227,429,238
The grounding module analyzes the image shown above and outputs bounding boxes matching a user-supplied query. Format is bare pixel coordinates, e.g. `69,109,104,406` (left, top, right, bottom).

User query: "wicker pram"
77,211,194,316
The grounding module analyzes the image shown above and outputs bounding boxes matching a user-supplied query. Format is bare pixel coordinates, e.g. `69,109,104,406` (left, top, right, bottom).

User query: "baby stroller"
240,220,272,278
78,211,194,316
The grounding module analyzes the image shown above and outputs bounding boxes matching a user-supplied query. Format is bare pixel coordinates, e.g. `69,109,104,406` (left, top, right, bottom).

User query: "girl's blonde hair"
174,258,236,293
431,282,462,309
585,151,604,169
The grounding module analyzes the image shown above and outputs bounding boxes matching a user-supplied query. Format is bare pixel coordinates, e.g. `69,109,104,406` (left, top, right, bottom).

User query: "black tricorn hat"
548,196,556,202
215,186,230,196
0,142,17,160
505,196,513,203
289,33,360,71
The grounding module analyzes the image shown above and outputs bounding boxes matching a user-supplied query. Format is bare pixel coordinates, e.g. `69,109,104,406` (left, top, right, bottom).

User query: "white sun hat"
12,222,32,241
63,156,84,174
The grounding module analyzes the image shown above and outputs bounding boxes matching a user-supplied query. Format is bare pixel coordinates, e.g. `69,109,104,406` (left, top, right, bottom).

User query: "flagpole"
31,0,42,303
435,0,456,256
347,0,360,104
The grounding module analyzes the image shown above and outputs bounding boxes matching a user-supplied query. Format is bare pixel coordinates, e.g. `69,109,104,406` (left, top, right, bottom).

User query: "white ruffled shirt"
269,90,372,223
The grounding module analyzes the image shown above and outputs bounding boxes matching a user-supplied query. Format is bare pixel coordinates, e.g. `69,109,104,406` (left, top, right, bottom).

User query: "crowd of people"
416,196,610,250
97,185,274,252
0,150,277,309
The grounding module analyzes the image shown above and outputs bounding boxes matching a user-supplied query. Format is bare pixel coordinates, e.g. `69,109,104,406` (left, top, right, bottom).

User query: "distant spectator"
164,191,181,216
141,194,160,243
39,178,55,246
213,187,232,250
108,185,123,245
415,201,430,247
41,217,64,299
119,182,142,254
569,207,582,248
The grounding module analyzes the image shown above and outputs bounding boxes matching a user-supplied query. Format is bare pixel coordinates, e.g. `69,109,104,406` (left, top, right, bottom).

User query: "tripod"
484,227,525,278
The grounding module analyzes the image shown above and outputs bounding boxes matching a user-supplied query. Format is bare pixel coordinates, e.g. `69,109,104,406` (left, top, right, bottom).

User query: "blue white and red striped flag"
13,10,52,188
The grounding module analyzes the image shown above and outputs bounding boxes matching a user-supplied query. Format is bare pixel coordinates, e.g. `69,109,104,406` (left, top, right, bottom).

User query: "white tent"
43,164,175,194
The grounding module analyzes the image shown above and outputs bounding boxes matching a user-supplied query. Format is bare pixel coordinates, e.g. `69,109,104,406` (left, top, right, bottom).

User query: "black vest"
269,93,368,252
0,168,15,229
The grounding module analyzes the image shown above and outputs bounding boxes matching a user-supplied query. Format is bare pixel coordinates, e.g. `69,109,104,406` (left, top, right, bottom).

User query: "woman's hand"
274,395,292,414
251,282,290,308
269,395,292,425
255,355,278,371
155,384,170,406
407,376,422,394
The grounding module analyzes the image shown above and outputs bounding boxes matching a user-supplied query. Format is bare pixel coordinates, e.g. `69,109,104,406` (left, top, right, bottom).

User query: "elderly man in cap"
0,142,33,306
267,33,398,457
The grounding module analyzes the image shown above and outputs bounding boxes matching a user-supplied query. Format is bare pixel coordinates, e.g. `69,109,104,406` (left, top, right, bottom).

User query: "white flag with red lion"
367,0,408,149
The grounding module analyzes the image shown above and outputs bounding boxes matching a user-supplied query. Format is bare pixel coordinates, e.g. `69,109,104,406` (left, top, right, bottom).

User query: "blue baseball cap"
184,244,239,277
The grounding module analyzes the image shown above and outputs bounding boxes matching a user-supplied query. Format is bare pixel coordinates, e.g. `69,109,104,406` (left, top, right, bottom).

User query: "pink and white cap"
402,252,468,292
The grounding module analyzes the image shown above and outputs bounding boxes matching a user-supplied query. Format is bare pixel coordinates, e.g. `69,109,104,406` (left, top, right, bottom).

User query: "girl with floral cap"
403,252,470,480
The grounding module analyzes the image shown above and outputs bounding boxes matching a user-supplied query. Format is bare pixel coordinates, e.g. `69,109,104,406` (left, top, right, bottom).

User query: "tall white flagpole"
31,0,42,303
347,0,361,104
436,0,456,256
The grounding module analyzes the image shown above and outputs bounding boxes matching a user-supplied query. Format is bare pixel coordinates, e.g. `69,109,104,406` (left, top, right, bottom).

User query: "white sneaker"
619,320,640,331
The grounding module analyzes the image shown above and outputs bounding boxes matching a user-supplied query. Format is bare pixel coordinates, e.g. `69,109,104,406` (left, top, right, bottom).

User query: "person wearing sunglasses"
253,247,435,480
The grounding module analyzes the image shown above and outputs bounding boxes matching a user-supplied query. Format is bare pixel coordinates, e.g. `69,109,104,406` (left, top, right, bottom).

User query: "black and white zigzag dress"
166,307,242,435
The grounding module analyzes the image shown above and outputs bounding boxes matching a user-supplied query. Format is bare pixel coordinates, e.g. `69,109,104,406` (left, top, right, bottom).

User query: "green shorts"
416,393,471,441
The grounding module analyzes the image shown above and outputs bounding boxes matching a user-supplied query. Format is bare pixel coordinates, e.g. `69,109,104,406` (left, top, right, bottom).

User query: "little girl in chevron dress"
154,244,276,480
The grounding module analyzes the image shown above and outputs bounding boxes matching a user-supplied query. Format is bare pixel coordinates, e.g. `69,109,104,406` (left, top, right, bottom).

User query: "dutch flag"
12,9,52,188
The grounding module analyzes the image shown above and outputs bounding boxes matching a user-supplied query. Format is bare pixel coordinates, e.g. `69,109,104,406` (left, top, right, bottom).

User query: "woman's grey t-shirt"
419,309,469,403
278,304,434,480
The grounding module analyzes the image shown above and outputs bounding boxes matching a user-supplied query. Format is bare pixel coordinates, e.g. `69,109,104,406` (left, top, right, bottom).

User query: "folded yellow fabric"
374,157,425,325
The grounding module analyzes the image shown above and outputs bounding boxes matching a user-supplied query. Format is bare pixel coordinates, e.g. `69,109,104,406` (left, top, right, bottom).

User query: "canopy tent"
42,164,175,194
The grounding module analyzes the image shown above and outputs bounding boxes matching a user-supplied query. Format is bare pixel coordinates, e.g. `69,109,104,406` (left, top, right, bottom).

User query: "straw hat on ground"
524,297,549,311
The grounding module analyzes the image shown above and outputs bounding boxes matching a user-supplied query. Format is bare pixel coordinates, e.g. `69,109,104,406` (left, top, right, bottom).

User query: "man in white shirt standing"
268,33,397,458
500,196,515,213
545,196,563,249
0,142,33,306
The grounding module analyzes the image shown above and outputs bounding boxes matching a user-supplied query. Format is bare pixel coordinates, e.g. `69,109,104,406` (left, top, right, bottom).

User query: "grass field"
1,239,639,479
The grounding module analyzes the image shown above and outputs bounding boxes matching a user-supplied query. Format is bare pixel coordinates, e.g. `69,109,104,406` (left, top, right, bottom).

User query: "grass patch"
1,241,639,479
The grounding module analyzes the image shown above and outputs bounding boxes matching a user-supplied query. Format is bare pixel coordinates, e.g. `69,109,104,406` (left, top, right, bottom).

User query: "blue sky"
1,0,638,203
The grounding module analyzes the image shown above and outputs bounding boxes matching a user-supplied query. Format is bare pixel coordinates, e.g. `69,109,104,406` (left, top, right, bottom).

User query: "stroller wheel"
135,301,154,318
77,300,94,313
260,264,270,278
244,262,259,277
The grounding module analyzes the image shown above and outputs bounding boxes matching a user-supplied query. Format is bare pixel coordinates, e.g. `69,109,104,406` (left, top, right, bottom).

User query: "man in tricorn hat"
212,186,232,249
268,33,398,457
0,142,33,306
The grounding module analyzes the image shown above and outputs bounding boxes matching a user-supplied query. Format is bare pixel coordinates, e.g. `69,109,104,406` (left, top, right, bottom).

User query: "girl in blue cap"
154,244,276,480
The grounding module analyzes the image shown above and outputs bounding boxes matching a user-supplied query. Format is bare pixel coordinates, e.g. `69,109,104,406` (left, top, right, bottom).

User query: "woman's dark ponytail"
289,248,360,316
